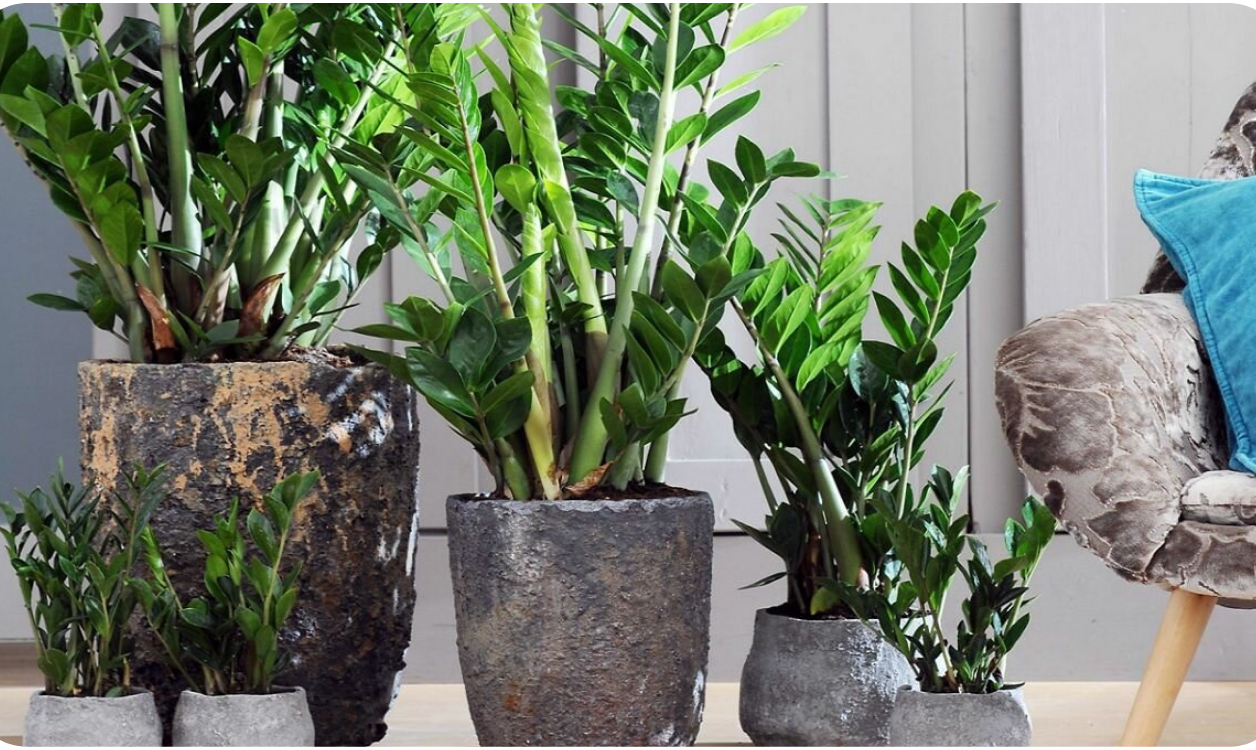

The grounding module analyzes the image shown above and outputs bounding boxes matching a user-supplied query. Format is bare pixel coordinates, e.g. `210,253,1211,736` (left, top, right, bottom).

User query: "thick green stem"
569,4,682,482
734,300,863,585
519,205,559,498
506,5,608,370
157,3,202,303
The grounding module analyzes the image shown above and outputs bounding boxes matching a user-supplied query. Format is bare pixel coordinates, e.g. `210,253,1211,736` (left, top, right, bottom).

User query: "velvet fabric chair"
995,82,1256,747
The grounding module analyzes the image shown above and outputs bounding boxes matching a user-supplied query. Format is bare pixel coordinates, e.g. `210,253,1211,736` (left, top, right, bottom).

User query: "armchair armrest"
995,293,1228,583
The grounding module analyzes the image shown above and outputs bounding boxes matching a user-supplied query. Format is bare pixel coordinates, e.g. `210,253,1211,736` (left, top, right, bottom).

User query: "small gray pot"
172,687,316,746
888,686,1032,747
739,610,913,746
447,492,714,746
24,690,162,747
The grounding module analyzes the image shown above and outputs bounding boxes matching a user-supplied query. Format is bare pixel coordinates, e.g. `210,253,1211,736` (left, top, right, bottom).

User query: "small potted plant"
0,5,436,741
130,471,320,746
696,192,992,745
834,490,1055,747
1,464,166,747
344,3,812,745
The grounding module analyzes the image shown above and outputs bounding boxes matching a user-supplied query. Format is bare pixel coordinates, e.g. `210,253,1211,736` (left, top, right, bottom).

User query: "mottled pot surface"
24,690,162,747
740,610,913,746
889,686,1032,747
447,492,714,747
79,359,421,746
172,687,315,747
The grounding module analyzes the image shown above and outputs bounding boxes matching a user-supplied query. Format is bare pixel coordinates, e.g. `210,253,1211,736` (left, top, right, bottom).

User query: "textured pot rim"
178,686,306,701
447,491,712,513
79,357,376,372
753,607,873,627
30,688,154,702
896,684,1026,700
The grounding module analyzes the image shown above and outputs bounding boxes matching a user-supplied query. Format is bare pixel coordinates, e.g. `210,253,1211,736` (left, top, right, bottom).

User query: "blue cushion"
1135,168,1256,473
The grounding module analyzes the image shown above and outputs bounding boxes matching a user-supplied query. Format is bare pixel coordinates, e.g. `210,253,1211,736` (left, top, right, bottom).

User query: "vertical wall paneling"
1021,4,1109,322
963,4,1027,530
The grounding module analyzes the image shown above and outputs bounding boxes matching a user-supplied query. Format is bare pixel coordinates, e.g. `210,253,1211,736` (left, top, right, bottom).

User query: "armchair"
996,82,1256,746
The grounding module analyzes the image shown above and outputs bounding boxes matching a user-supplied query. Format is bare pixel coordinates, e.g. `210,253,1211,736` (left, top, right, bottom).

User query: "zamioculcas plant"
0,4,456,362
697,191,994,596
834,493,1055,694
345,2,817,499
131,471,318,696
0,464,166,697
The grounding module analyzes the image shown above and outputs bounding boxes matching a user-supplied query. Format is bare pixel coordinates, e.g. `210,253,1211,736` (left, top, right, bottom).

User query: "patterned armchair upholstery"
996,82,1256,601
994,82,1256,746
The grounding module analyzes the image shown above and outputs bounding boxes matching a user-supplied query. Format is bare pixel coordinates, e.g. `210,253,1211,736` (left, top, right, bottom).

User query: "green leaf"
313,59,359,107
406,348,476,417
98,202,143,266
735,136,767,184
446,306,496,387
237,38,265,88
708,160,748,206
0,92,43,134
495,164,536,214
661,261,706,321
716,64,779,98
730,6,807,52
28,293,83,312
665,113,707,154
675,45,725,89
256,8,297,55
704,91,759,143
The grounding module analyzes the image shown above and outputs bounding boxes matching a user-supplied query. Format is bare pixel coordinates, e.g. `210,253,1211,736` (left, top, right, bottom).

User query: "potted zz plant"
834,493,1055,747
0,5,442,742
130,472,320,747
1,464,166,747
696,192,993,745
344,2,812,745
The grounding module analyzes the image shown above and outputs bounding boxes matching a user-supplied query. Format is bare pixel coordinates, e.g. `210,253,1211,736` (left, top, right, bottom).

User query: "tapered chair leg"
1120,589,1217,746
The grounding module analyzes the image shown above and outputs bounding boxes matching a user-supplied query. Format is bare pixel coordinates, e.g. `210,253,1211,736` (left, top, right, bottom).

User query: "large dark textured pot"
79,358,421,746
739,610,913,746
447,492,714,746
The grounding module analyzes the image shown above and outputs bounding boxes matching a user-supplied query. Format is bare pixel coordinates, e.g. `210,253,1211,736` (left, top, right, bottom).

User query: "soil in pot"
24,690,162,747
172,687,316,746
739,608,913,746
888,686,1032,746
79,356,421,746
446,491,714,747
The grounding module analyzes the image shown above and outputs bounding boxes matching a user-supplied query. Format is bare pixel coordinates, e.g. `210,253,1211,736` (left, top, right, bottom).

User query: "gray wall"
4,3,1256,683
0,3,93,640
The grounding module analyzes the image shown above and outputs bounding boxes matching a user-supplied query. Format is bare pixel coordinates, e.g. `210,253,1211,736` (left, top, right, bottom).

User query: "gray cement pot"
447,492,714,746
739,610,913,746
888,686,1032,746
24,690,161,746
172,687,316,746
79,358,421,746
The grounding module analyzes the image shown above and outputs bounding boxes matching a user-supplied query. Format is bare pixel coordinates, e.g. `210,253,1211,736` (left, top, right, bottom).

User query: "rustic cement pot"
24,690,162,746
79,357,421,746
447,492,714,746
888,686,1032,746
739,610,913,746
172,687,316,746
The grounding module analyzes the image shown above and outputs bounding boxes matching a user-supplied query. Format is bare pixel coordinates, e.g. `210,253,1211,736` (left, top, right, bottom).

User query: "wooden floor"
1,680,1253,746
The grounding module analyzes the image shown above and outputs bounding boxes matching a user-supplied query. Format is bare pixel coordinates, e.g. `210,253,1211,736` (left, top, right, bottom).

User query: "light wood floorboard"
1,681,1254,746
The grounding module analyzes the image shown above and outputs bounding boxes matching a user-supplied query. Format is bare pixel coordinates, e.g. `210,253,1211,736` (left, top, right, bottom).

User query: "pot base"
889,687,1032,747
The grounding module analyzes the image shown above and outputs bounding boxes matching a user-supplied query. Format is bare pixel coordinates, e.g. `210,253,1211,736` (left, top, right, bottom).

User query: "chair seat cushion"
1181,471,1256,525
1136,170,1256,474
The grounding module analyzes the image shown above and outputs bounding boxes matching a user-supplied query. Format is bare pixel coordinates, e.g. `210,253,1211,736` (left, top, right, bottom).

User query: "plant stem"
157,3,202,310
506,4,608,373
650,3,740,299
569,3,682,483
733,299,864,585
518,204,559,499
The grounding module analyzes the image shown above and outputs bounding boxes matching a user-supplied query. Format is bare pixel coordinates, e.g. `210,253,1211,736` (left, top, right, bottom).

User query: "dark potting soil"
767,601,859,621
465,481,704,502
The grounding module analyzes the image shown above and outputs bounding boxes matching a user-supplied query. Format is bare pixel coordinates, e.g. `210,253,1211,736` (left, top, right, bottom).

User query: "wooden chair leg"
1120,589,1217,746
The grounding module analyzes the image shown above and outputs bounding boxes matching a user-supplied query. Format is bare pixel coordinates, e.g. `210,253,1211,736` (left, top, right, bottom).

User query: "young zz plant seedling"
131,471,318,696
